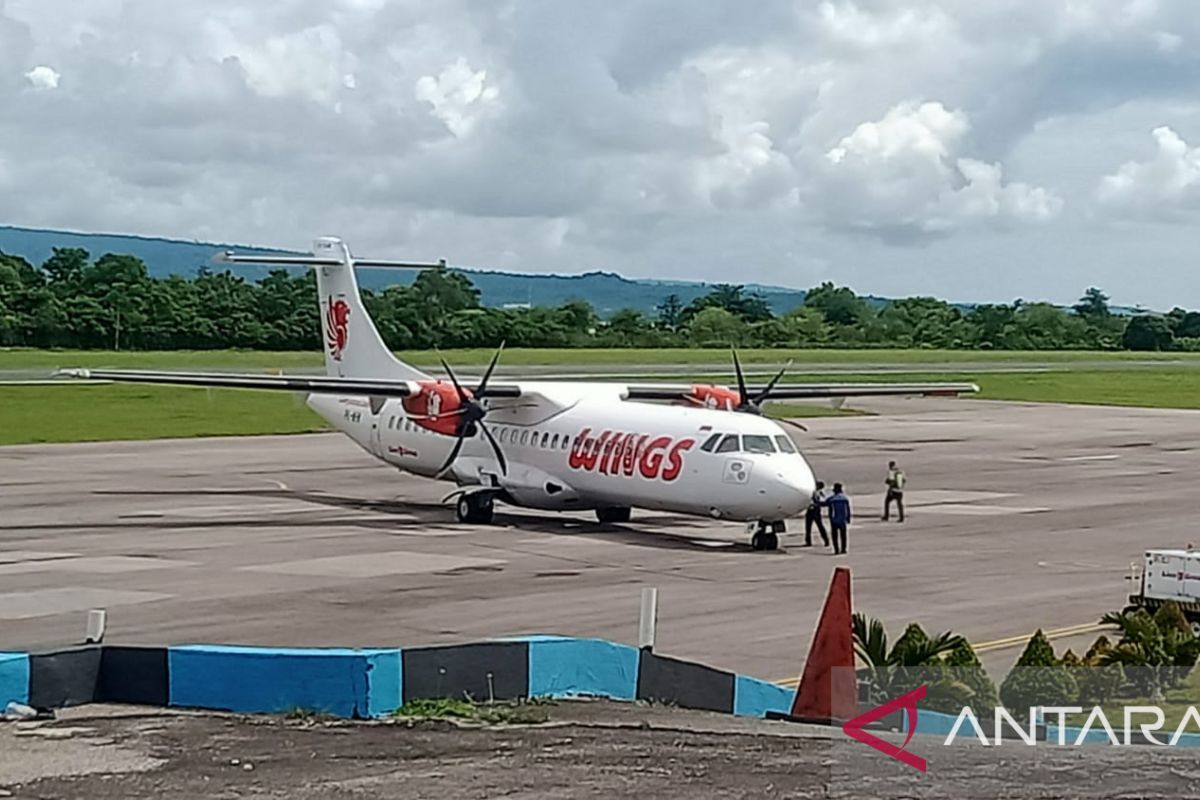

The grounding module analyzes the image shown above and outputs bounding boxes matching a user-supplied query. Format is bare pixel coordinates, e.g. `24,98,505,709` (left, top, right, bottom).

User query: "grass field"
4,348,1200,445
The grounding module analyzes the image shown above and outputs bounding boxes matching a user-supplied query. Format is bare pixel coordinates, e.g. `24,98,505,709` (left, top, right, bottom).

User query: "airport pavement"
1,398,1195,684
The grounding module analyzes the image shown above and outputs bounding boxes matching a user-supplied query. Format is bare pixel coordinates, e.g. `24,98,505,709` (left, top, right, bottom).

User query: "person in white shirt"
883,460,906,522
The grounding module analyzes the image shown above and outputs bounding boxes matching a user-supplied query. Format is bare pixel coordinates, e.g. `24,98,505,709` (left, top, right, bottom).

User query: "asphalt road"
1,397,1194,684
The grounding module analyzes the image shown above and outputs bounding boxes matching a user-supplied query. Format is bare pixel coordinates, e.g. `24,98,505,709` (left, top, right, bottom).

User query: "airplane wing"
623,381,979,401
55,369,524,398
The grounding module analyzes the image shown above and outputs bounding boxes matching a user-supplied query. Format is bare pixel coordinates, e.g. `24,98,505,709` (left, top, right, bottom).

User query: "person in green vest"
883,460,906,522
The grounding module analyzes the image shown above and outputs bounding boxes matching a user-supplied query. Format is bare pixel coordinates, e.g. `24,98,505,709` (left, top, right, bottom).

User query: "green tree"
1072,287,1111,321
687,306,748,346
1122,315,1174,351
1099,603,1200,699
999,630,1079,715
656,293,683,330
802,282,869,327
683,284,773,323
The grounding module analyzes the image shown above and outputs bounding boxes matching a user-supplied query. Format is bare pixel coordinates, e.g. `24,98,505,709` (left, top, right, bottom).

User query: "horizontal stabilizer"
214,251,448,270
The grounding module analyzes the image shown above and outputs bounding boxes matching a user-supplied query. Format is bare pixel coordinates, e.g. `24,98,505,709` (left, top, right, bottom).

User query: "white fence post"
85,608,107,644
638,587,658,651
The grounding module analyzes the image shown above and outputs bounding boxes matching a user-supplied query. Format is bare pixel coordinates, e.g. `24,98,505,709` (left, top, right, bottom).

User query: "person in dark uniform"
804,480,829,547
827,483,852,555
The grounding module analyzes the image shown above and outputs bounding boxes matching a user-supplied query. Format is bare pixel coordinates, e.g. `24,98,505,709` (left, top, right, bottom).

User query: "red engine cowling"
402,381,468,436
685,384,742,410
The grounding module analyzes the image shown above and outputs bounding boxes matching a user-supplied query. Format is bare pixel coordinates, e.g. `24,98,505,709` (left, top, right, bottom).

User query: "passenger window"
541,432,550,448
716,434,740,453
551,433,559,448
562,436,571,450
700,433,722,452
498,428,507,443
743,435,775,454
520,430,529,445
774,435,796,454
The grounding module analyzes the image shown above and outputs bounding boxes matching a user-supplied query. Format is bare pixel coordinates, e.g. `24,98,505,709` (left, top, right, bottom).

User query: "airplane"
60,237,978,551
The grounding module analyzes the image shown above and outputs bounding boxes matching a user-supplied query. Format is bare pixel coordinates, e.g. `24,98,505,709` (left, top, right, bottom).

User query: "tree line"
0,246,1192,351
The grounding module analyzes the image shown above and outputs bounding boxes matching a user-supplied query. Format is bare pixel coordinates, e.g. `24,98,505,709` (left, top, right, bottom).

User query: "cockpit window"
700,433,722,452
743,435,775,454
715,434,740,453
774,434,797,454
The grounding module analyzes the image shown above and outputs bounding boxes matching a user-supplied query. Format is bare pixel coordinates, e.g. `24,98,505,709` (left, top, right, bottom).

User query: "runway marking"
771,621,1112,686
0,555,193,576
0,587,173,620
912,503,1050,516
240,550,507,578
1061,454,1121,462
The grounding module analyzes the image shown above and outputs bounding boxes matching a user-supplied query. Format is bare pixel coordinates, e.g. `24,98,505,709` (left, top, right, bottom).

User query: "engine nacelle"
402,381,468,436
685,384,742,410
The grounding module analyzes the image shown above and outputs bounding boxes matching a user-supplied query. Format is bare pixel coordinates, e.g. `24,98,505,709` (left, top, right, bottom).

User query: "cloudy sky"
1,1,1198,308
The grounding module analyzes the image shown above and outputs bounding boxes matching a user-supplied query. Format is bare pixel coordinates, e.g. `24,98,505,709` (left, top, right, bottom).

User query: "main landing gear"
595,506,632,524
456,492,495,524
750,520,783,551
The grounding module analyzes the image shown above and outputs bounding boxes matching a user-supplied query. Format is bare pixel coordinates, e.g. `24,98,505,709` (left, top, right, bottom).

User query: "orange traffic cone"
770,566,857,725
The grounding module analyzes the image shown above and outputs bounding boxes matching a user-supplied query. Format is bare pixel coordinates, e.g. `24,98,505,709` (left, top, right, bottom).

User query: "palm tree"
1099,604,1200,701
852,614,968,710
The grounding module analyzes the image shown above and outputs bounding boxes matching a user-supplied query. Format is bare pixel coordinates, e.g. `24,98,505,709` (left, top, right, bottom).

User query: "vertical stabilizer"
312,237,428,381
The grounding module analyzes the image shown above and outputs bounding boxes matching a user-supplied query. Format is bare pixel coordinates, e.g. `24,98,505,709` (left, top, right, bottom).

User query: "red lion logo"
325,298,350,361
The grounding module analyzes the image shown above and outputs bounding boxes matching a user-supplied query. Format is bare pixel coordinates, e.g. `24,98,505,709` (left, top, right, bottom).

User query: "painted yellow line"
771,621,1113,687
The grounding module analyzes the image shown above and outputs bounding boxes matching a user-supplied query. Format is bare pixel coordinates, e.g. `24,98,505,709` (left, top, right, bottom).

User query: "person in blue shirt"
826,483,852,555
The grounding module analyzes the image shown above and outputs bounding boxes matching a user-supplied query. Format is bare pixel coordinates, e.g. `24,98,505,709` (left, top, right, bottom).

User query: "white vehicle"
1127,548,1200,635
62,237,978,550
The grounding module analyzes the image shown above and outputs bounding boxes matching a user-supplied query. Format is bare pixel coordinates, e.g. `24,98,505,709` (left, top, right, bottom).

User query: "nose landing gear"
749,519,784,551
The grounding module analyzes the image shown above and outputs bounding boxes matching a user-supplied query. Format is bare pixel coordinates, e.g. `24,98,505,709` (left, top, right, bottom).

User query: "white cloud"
1096,126,1200,217
817,101,1062,237
414,57,500,138
24,64,59,90
2,1,1200,307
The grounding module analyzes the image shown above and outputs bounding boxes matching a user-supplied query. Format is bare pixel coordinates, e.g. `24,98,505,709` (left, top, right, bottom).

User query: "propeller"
434,343,510,478
730,348,807,432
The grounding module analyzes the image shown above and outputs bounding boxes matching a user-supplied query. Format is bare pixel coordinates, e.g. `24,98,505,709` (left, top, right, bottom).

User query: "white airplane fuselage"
308,383,817,523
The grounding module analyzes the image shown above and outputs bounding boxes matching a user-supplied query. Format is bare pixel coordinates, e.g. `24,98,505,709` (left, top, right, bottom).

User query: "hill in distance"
0,225,837,316
0,225,1143,316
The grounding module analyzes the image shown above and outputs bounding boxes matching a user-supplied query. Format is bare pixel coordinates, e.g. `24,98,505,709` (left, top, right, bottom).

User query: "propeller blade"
435,432,467,479
479,421,508,475
440,357,470,405
476,341,506,395
731,347,750,408
754,360,793,403
776,417,809,433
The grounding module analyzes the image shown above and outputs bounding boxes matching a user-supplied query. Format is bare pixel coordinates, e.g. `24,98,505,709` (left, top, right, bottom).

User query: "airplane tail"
218,236,438,381
310,237,428,380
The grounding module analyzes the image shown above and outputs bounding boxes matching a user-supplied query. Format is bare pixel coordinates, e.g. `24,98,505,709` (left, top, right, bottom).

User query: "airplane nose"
773,461,816,515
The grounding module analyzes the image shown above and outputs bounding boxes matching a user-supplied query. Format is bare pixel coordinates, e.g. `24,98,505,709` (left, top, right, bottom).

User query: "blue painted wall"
733,675,795,718
526,636,639,701
168,645,400,718
0,652,30,707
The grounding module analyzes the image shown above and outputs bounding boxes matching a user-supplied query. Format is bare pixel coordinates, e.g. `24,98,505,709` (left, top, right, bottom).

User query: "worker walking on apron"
883,460,906,522
804,480,829,547
827,483,852,555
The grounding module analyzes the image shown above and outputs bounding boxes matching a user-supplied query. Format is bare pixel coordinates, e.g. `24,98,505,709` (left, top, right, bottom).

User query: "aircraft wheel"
751,527,780,551
456,493,495,524
1191,619,1200,639
596,506,631,524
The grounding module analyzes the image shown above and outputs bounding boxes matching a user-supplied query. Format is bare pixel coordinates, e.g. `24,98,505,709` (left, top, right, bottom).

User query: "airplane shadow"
80,487,777,555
